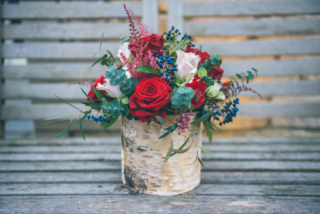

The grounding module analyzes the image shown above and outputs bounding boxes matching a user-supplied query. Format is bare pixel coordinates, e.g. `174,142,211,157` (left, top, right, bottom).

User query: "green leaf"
128,55,134,64
93,87,108,101
198,67,207,78
40,120,70,128
169,137,189,157
203,120,213,143
236,73,242,79
164,140,174,163
81,88,94,103
79,122,86,141
99,32,104,51
199,45,202,51
172,37,188,52
197,157,204,166
55,95,82,112
106,50,114,58
111,99,121,118
45,115,74,120
136,65,158,75
189,153,198,165
91,57,103,68
102,99,114,115
230,78,239,87
121,103,129,117
90,103,101,111
57,124,71,137
173,73,181,85
199,146,213,159
170,145,191,154
200,76,214,85
241,72,248,77
252,67,259,76
190,111,213,124
121,96,129,104
81,101,91,105
164,123,178,132
156,116,166,125
101,115,119,131
74,114,87,124
158,131,170,139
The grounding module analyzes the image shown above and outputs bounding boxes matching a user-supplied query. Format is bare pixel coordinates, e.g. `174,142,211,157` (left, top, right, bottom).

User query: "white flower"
174,50,200,83
96,78,125,99
206,82,226,100
117,42,132,78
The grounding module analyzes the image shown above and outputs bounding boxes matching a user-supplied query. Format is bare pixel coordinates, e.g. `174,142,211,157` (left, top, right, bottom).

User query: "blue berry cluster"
164,26,181,40
156,54,177,86
87,115,110,123
220,98,239,126
182,33,194,47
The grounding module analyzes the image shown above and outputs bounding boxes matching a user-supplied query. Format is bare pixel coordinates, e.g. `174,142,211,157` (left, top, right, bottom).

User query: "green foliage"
171,86,194,112
203,120,212,144
172,37,188,53
93,87,108,100
101,115,120,131
57,124,71,137
119,34,130,43
136,65,158,75
55,95,82,112
199,146,213,159
164,140,174,163
120,102,129,117
198,67,207,78
169,137,189,157
121,96,129,105
190,110,213,124
91,51,115,68
99,32,104,51
105,65,137,95
156,116,166,125
173,73,181,85
232,68,259,86
200,76,214,85
210,55,222,67
158,124,177,139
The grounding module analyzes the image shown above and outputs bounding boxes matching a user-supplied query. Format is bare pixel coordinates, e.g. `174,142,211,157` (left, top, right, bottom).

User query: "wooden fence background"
1,0,320,139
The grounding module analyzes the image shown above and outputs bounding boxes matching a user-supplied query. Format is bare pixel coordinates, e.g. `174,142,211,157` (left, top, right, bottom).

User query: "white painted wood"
185,18,320,36
168,0,184,33
142,0,158,34
3,59,320,80
3,39,319,59
1,102,320,119
198,38,320,56
183,0,320,17
2,2,142,19
3,23,129,39
2,81,319,99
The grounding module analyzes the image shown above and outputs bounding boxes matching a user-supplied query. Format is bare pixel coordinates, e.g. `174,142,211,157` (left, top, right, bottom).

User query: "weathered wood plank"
3,39,319,59
1,137,320,146
168,0,184,33
198,39,320,56
1,161,320,172
2,2,141,19
4,59,319,80
3,23,129,39
0,183,319,196
142,0,158,34
2,42,120,59
185,19,320,36
1,195,319,214
3,81,319,99
1,143,319,153
0,152,319,161
183,0,320,17
2,102,319,119
1,172,319,185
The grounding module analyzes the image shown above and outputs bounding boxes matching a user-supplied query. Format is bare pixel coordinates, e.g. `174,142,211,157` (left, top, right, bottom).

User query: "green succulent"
171,86,194,112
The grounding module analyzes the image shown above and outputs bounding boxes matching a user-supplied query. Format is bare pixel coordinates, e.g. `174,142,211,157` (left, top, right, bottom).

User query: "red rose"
185,76,207,108
129,77,173,123
86,75,107,103
186,46,224,80
129,34,164,57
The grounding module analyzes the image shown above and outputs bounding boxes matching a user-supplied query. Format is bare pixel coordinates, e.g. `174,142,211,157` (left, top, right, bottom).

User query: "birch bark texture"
121,115,202,195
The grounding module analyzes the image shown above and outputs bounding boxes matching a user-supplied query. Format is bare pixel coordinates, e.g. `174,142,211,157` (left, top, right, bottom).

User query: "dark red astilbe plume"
129,9,148,37
124,4,141,43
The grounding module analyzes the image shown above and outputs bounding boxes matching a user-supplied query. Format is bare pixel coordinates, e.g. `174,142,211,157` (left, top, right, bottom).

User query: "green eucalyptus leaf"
230,78,239,87
57,124,71,137
111,99,120,118
199,146,213,159
252,67,259,76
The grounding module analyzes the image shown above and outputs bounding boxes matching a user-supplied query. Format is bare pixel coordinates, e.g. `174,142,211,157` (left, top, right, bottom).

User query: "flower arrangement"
45,5,260,165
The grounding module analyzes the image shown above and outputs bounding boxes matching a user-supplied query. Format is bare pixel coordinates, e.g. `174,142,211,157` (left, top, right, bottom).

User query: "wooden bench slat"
1,152,319,161
198,38,320,56
2,171,319,185
183,0,320,17
3,81,319,99
3,39,320,59
2,137,320,146
2,2,141,19
0,183,319,196
1,143,319,153
2,102,319,119
3,23,129,39
1,161,320,172
185,18,320,36
1,195,319,213
3,59,320,80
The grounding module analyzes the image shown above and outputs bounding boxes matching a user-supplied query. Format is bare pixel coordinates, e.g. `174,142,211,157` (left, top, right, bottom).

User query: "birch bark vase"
121,115,202,196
